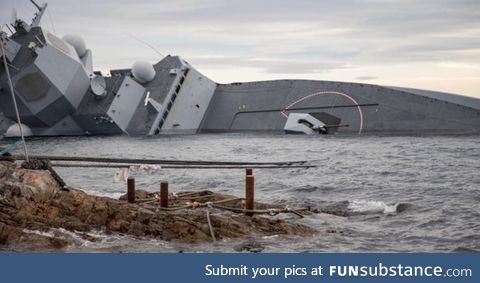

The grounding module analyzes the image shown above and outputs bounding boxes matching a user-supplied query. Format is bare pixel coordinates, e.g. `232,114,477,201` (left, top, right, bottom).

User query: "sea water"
9,133,480,252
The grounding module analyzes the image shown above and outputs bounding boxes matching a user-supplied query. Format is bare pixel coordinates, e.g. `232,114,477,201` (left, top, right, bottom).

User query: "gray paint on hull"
107,76,146,134
161,67,217,134
387,86,480,111
200,80,480,134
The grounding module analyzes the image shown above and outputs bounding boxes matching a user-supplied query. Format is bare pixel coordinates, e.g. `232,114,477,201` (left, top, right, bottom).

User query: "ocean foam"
347,200,398,215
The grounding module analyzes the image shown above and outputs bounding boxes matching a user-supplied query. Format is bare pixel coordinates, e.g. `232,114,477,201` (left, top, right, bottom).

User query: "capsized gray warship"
1,1,480,137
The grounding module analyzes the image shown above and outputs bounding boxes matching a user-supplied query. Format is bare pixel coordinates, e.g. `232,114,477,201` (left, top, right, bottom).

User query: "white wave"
347,200,398,215
83,190,124,199
22,229,55,237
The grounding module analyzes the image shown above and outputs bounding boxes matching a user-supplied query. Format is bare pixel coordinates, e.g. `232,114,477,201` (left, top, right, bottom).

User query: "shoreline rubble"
0,161,317,251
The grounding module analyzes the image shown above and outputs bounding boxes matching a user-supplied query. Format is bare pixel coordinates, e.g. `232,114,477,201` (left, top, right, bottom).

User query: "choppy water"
11,134,480,252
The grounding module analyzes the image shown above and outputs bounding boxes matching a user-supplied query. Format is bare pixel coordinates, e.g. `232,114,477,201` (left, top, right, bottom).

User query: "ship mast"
30,0,48,28
10,0,48,33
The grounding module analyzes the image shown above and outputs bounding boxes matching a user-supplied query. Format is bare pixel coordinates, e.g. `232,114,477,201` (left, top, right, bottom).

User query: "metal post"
127,177,135,203
160,181,169,208
246,168,253,176
245,175,254,216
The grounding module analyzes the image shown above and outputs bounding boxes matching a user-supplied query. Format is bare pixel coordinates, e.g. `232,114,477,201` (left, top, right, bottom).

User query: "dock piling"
127,177,135,203
160,182,169,208
245,171,254,216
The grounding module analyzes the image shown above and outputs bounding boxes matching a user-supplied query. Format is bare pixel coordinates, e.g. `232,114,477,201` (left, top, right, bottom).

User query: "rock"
19,170,60,202
49,236,69,249
319,201,350,217
0,162,9,178
396,203,413,213
128,221,145,236
0,222,22,244
0,161,317,250
21,159,68,190
233,238,265,253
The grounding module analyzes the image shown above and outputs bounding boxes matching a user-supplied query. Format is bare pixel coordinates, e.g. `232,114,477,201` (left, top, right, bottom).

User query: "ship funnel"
132,61,156,84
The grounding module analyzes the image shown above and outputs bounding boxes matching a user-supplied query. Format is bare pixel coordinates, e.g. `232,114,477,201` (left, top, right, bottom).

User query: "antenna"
9,8,29,32
9,1,47,32
129,35,186,76
30,0,42,10
30,0,48,28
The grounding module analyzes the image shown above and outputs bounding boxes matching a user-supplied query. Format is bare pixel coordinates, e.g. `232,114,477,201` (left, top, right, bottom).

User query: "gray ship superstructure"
1,1,480,137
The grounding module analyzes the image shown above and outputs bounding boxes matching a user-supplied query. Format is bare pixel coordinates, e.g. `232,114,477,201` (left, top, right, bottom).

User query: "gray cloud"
356,76,378,81
1,0,479,75
186,55,351,74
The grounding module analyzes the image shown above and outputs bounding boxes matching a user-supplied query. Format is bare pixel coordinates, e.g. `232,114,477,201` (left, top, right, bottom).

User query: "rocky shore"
0,161,317,251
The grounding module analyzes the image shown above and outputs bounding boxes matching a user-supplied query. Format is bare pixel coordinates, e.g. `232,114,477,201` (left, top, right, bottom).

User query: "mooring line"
206,211,216,242
47,162,315,170
1,154,308,166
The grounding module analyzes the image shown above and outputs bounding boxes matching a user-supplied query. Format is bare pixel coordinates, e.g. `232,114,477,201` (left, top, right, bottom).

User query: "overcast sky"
1,0,479,98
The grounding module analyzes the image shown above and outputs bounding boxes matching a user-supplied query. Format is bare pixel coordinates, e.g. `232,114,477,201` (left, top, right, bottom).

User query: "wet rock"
319,201,350,217
128,221,145,237
49,236,69,249
0,163,9,178
233,238,265,253
396,203,413,213
78,232,100,242
0,222,22,244
0,161,317,250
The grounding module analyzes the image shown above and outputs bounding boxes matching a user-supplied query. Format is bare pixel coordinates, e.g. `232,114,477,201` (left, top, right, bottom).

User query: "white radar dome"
62,34,87,57
132,61,156,84
5,123,33,137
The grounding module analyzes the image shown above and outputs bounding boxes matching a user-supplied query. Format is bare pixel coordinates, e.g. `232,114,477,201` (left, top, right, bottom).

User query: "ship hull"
1,12,479,137
200,80,480,135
